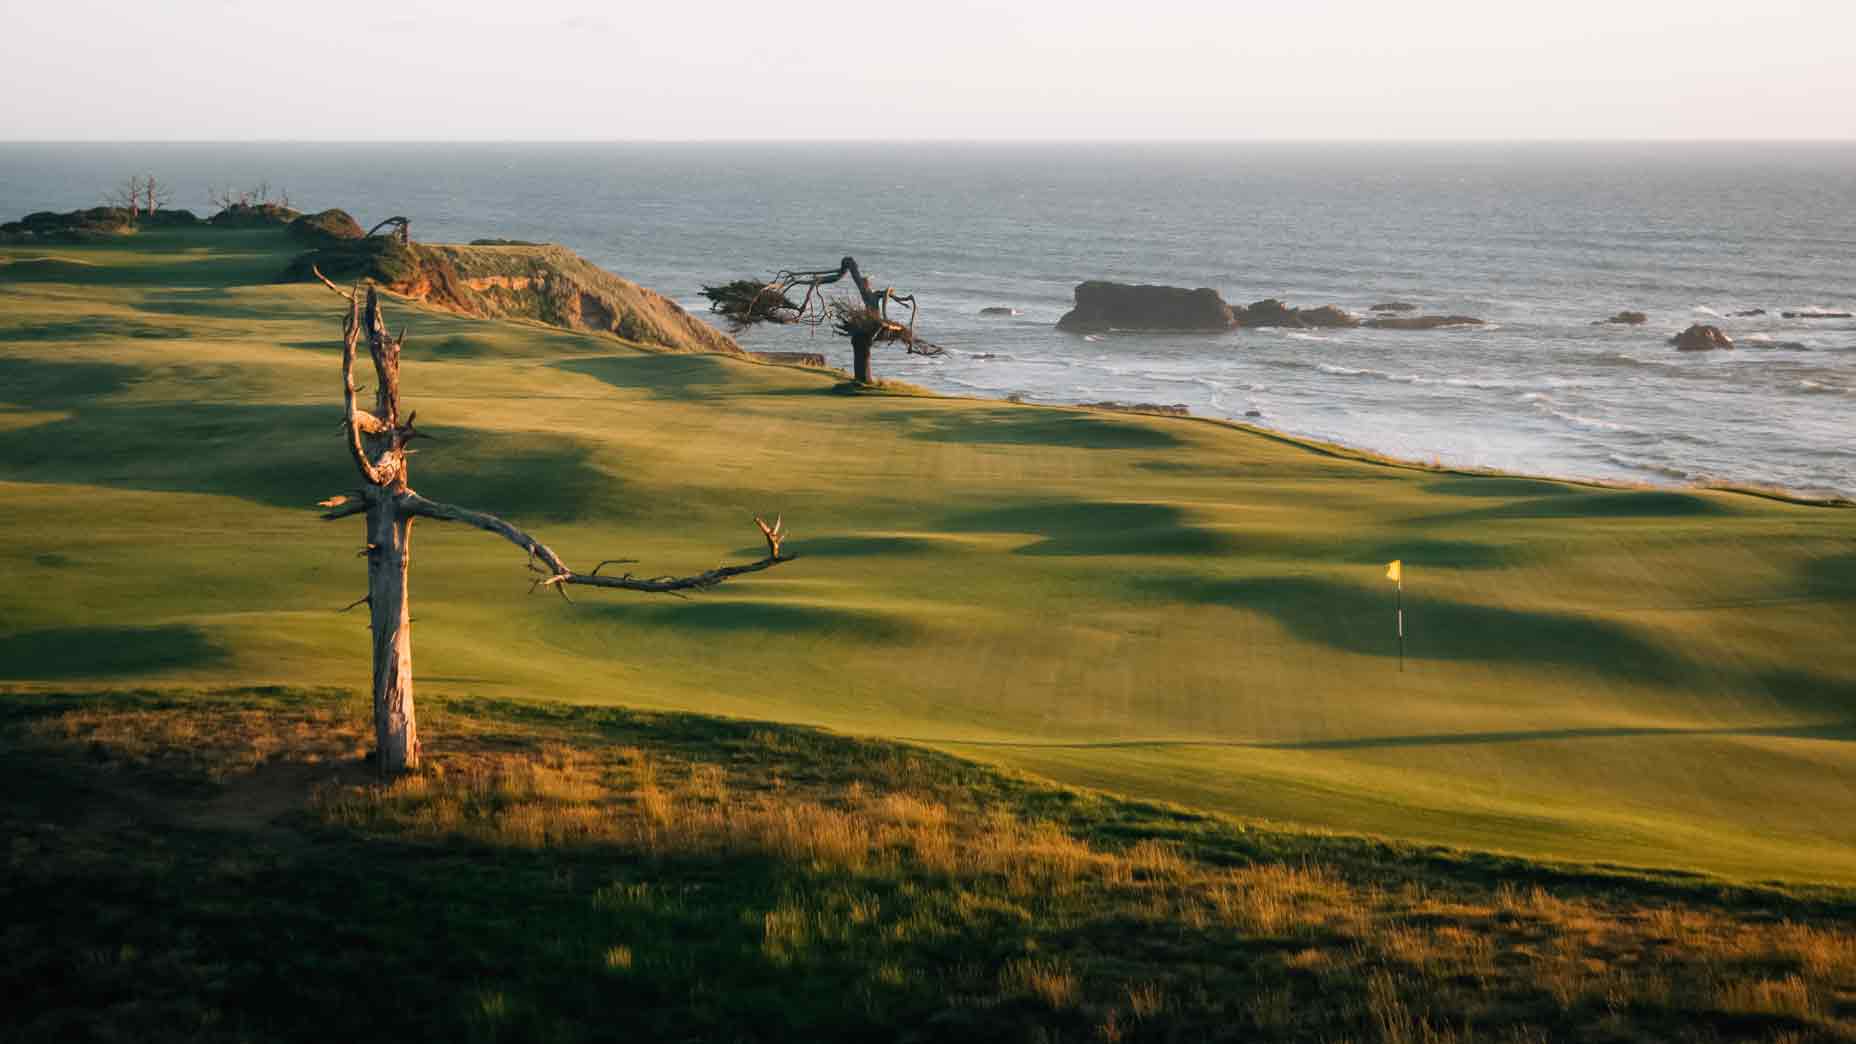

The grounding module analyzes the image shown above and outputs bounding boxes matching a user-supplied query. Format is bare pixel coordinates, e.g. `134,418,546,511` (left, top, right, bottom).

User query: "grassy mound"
208,202,301,228
285,208,364,245
5,688,1852,1042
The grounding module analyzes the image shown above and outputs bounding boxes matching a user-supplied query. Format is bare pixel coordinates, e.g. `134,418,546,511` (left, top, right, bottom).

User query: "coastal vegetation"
6,686,1854,1042
702,257,941,384
2,217,1854,1039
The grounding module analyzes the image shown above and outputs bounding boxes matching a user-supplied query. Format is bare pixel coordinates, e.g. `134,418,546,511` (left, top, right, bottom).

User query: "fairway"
4,226,1854,884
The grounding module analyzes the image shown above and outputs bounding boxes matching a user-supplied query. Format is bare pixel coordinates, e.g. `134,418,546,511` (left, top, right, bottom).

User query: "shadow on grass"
1420,476,1586,499
0,625,226,680
0,381,616,521
555,355,750,401
1234,534,1517,570
928,721,1856,753
903,406,1184,449
129,290,317,322
730,534,947,559
0,356,142,407
282,333,539,362
2,317,194,342
1135,573,1693,682
581,599,915,642
1413,489,1741,525
1801,552,1856,602
944,500,1236,557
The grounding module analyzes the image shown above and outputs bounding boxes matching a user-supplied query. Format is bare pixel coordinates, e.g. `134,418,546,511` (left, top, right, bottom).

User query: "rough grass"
2,225,1855,889
5,687,1855,1042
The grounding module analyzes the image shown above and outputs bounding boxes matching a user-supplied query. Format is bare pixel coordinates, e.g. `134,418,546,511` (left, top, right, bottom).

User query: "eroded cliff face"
417,244,741,354
287,239,740,355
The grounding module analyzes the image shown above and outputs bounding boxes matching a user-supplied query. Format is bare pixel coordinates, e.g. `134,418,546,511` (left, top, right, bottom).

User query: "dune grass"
2,226,1855,892
5,687,1854,1042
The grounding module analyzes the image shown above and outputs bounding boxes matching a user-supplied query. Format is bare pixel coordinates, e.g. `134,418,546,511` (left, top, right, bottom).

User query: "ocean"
3,142,1852,497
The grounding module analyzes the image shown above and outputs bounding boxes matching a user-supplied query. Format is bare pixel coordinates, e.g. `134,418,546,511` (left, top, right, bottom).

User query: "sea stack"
1056,281,1235,332
1672,323,1734,351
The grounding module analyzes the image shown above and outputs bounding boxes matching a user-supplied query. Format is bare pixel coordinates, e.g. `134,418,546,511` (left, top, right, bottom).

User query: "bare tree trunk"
851,331,875,384
315,278,792,776
366,492,418,772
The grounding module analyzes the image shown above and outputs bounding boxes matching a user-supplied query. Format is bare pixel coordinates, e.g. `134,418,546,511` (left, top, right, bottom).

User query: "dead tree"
702,257,941,385
315,275,793,776
142,174,172,217
364,216,411,244
106,175,146,221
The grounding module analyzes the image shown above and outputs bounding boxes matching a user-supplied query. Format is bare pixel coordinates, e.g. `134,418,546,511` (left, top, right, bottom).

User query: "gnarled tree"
702,257,941,385
317,276,793,775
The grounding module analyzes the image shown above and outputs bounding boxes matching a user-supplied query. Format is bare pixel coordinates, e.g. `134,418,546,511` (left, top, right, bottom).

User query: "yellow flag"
1386,560,1402,583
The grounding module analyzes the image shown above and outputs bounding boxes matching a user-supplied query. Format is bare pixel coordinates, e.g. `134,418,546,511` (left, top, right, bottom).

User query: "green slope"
3,226,1853,883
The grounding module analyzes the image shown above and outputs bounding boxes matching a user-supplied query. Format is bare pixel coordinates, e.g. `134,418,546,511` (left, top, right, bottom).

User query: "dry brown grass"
15,692,1856,1044
29,703,369,781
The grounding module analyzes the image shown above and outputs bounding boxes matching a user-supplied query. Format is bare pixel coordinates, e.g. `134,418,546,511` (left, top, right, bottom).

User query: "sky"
3,0,1853,141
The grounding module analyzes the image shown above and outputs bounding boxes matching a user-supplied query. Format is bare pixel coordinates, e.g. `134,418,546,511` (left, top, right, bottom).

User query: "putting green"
4,227,1853,883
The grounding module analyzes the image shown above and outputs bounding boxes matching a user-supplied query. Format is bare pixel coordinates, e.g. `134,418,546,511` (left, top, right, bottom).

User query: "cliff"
284,238,740,355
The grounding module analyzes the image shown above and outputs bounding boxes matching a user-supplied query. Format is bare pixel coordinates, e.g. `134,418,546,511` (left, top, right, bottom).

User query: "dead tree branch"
398,493,790,593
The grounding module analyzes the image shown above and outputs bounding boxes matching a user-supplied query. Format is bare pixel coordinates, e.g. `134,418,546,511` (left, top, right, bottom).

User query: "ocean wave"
1693,305,1722,317
1605,453,1700,482
1521,393,1644,434
1313,362,1516,392
1798,379,1851,395
1592,351,1679,371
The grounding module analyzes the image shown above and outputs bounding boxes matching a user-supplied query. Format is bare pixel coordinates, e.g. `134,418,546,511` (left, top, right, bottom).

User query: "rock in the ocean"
1296,305,1361,328
1364,315,1486,330
1079,401,1191,416
1672,324,1734,351
978,306,1021,317
1596,310,1648,326
1730,308,1767,317
1244,409,1263,418
1370,302,1418,312
1782,310,1854,319
1233,298,1359,328
1057,281,1234,332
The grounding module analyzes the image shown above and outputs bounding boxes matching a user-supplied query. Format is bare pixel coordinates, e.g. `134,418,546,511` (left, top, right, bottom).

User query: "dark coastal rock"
1295,305,1361,328
1233,299,1360,328
1731,308,1767,317
287,209,365,245
1370,302,1418,312
1079,401,1191,417
1782,310,1853,319
1057,281,1234,332
1596,311,1649,326
1244,409,1263,418
1672,323,1734,351
978,306,1021,317
1236,298,1298,326
1364,315,1486,330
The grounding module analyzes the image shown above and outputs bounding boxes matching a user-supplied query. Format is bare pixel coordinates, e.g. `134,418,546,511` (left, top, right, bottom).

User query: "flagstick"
1396,578,1404,673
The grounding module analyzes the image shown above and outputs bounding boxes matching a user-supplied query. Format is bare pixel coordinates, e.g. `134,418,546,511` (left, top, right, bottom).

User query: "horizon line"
5,137,1856,147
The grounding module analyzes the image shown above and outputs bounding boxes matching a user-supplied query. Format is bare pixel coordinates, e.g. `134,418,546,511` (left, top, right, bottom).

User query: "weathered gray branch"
396,492,789,593
318,493,367,520
340,297,390,486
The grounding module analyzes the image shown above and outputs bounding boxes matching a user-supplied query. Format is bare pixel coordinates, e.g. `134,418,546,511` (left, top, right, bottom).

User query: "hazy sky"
4,0,1852,140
